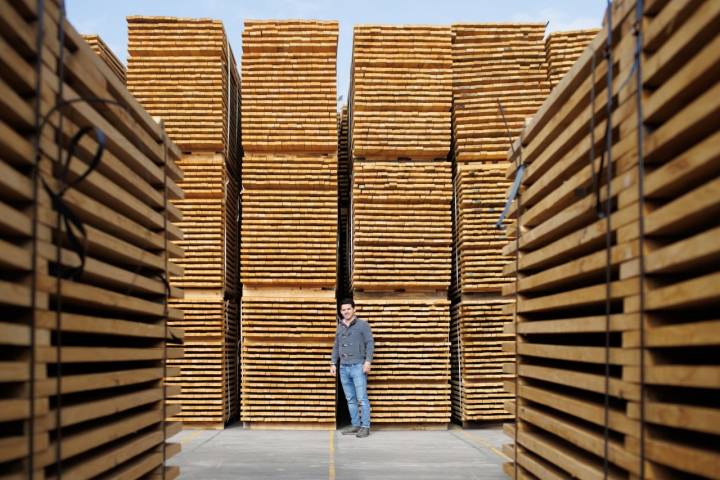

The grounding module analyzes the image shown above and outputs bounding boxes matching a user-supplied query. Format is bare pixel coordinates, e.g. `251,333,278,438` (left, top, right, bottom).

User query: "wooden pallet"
81,33,127,84
240,291,337,425
350,25,452,160
545,29,599,91
354,293,452,424
0,0,183,476
502,0,720,477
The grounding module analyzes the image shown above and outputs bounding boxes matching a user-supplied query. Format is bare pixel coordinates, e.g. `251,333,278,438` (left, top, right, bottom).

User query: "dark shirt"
331,317,374,365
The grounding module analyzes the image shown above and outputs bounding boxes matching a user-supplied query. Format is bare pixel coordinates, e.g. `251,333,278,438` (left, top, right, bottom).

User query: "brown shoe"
356,427,370,438
341,426,361,435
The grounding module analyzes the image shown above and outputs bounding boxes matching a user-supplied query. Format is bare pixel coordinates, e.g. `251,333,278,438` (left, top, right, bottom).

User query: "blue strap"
496,163,525,230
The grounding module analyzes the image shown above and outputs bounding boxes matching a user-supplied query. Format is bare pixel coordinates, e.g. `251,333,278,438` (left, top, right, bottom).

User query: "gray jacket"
331,317,374,365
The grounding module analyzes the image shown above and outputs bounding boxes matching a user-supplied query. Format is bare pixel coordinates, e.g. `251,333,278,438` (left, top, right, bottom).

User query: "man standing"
330,298,374,438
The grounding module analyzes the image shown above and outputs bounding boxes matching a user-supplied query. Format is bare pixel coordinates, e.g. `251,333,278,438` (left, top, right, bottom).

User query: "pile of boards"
81,33,127,84
502,0,720,477
0,0,182,477
348,25,453,426
127,16,242,428
449,23,549,425
240,20,339,428
545,29,600,90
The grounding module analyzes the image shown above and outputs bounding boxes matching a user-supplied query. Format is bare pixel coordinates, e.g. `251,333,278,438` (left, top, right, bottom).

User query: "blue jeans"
339,363,371,428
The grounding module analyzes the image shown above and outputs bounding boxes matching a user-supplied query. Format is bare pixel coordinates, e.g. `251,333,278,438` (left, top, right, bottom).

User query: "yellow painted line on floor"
180,429,203,445
328,430,336,480
462,430,510,461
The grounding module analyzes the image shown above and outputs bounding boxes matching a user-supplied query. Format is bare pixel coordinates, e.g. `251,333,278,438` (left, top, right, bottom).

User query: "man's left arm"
363,322,374,373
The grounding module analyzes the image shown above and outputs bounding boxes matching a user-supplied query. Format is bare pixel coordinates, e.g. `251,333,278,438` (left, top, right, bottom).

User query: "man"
330,298,374,438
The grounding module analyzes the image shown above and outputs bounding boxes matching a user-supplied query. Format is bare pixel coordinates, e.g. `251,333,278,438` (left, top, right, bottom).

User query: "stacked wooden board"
545,29,599,90
240,20,339,428
127,16,242,428
451,23,549,163
240,291,337,426
351,25,452,160
357,294,452,424
501,0,720,477
450,299,514,423
127,16,241,159
349,25,453,426
241,20,338,153
449,23,550,424
0,0,183,476
81,33,127,84
351,161,453,291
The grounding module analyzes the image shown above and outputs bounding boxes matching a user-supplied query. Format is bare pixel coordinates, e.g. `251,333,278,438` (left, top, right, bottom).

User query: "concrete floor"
169,424,509,480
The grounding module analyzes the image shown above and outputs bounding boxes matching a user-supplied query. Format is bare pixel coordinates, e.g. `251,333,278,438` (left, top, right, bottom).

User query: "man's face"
340,304,355,321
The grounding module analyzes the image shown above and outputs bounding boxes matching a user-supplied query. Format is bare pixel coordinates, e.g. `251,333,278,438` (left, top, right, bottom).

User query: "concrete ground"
169,424,509,480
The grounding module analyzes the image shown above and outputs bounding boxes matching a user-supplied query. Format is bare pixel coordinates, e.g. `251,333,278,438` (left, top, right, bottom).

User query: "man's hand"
330,364,336,376
363,361,371,374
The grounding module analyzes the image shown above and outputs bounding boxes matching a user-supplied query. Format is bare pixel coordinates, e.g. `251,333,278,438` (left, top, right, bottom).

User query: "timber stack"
449,23,549,425
240,20,339,428
0,0,183,477
501,0,720,477
349,25,453,426
81,33,127,84
127,16,242,428
545,28,600,90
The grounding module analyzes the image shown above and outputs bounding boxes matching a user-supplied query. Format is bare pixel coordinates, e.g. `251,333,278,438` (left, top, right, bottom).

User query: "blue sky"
67,0,606,106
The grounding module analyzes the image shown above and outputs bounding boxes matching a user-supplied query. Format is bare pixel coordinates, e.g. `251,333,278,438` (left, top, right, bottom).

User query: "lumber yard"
0,0,717,478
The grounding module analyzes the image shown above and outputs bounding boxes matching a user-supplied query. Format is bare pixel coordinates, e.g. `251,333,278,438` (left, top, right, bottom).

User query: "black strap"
40,126,106,279
28,0,46,476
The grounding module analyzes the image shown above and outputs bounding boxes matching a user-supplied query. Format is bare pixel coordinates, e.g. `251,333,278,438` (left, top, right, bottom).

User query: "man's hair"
339,298,355,309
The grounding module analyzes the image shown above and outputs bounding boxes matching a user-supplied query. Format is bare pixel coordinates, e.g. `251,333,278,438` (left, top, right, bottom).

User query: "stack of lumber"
450,299,514,424
545,29,599,90
81,33,127,84
240,153,337,287
0,0,183,476
127,16,241,161
240,20,339,428
350,25,452,160
127,16,242,428
349,25,453,426
241,20,338,153
357,295,452,425
452,164,514,296
451,23,549,163
449,22,549,424
338,106,350,296
351,161,453,291
240,292,337,426
501,0,720,477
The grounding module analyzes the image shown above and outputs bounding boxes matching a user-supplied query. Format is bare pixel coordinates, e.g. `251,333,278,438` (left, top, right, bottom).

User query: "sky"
66,0,606,107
